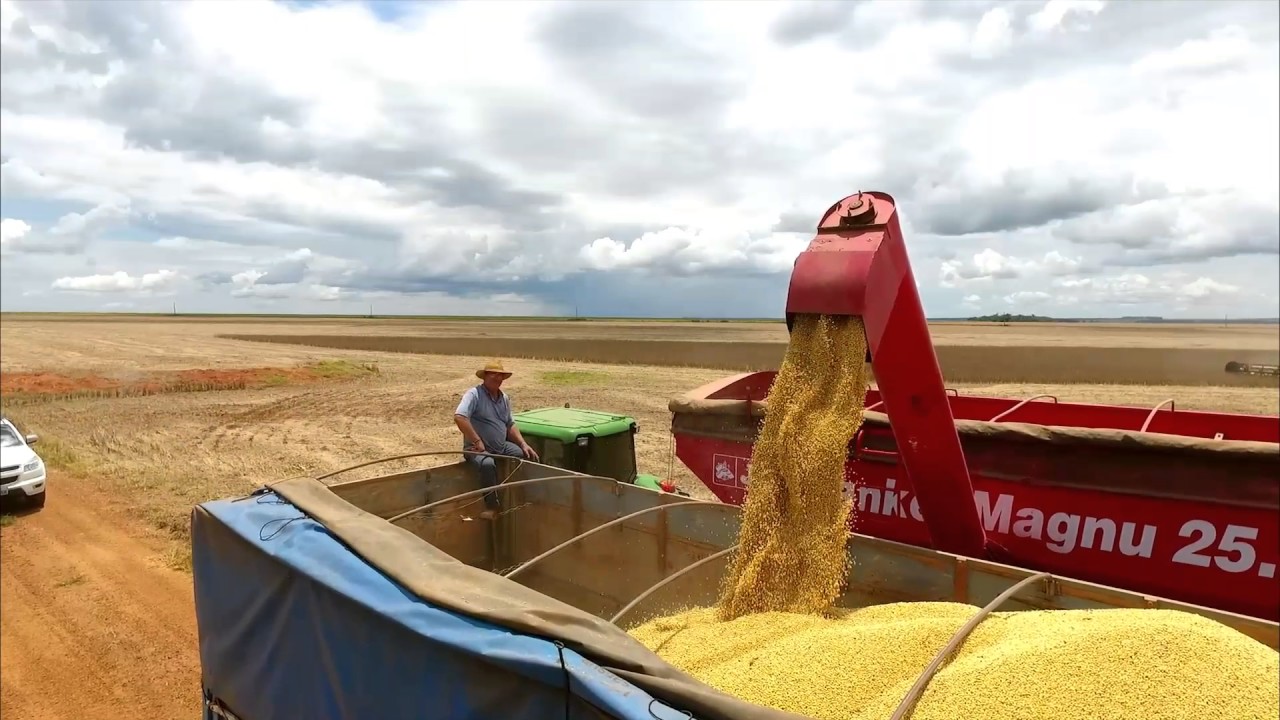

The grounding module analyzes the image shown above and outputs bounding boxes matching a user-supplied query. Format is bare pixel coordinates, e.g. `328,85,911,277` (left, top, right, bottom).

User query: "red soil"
1,366,334,398
0,372,122,395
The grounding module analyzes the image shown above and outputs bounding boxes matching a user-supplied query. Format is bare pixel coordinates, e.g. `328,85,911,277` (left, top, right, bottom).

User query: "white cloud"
231,269,267,289
579,226,806,276
1182,277,1240,299
1,201,133,254
971,7,1014,59
939,248,1087,286
1027,0,1107,34
1,218,32,246
231,281,346,302
1050,194,1278,264
1131,26,1257,76
1051,272,1246,308
0,0,1276,318
51,269,181,294
47,201,133,243
1003,290,1054,306
1040,251,1084,275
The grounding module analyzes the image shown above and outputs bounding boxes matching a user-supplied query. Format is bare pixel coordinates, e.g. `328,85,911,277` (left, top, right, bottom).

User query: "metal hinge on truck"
205,691,244,720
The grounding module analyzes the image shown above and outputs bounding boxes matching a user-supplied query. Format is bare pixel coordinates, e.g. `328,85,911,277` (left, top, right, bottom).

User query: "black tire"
29,490,45,509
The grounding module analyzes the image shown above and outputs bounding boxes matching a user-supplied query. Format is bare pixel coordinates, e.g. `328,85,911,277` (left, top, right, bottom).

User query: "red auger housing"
784,191,1000,561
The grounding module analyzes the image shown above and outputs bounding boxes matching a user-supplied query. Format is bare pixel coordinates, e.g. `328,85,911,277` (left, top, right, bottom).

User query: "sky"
1,0,1277,319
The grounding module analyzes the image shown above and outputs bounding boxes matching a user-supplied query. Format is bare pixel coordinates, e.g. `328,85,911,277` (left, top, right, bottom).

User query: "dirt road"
0,472,201,719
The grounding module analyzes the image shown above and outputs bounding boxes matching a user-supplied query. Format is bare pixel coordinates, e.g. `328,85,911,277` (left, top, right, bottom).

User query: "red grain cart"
671,378,1280,622
671,189,1280,623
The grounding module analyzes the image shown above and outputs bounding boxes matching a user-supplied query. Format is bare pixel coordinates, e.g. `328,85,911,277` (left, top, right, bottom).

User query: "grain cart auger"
784,191,1005,562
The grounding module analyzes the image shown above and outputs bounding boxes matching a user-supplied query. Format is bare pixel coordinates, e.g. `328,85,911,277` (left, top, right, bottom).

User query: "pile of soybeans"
629,602,1280,720
627,313,1280,720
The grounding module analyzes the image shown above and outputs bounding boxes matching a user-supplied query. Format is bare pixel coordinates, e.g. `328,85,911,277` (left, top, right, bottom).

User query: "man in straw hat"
454,359,540,519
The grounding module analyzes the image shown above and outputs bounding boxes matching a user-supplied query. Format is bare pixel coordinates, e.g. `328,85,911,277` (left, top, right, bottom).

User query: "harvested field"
1,316,1275,537
1,315,1277,719
8,313,1278,349
0,360,379,406
221,334,1280,387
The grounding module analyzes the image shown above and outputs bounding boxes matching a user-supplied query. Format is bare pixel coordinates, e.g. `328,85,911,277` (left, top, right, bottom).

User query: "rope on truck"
887,571,1053,720
504,499,718,579
308,448,532,483
425,457,527,518
552,640,573,720
387,473,619,524
610,544,742,627
667,429,675,484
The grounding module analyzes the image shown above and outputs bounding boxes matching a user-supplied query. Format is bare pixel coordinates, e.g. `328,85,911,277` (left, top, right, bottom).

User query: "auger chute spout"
785,191,996,560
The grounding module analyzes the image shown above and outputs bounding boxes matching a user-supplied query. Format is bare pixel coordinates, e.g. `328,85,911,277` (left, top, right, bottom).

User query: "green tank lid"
514,407,637,443
634,474,664,492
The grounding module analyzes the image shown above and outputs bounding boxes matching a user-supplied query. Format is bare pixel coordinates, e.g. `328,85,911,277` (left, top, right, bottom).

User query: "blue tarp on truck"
191,491,682,720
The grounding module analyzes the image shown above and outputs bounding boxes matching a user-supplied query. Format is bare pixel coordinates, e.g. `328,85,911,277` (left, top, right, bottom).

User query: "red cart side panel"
677,433,1280,622
672,373,1280,621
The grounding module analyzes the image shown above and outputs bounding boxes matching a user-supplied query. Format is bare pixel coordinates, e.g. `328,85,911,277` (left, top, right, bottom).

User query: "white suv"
1,417,46,509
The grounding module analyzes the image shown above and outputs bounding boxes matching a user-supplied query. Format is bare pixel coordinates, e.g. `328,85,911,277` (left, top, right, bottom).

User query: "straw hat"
475,359,513,379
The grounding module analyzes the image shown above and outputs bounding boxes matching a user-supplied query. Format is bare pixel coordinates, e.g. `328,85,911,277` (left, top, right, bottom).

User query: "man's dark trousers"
467,441,525,510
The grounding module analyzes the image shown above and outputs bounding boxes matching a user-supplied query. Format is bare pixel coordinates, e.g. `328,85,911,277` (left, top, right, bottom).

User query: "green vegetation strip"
540,370,611,386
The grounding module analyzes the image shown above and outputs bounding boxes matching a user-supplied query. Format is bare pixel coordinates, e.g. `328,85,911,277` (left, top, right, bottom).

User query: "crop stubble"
220,333,1279,387
7,314,1277,348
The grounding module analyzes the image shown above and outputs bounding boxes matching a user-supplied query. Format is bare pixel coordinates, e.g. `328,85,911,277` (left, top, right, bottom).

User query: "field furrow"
219,334,1280,387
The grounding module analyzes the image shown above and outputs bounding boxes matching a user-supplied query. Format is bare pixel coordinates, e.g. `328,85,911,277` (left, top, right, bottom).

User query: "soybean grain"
628,602,1280,720
716,313,869,620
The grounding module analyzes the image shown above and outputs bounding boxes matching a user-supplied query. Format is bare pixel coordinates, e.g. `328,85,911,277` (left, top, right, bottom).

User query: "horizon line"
1,310,1277,324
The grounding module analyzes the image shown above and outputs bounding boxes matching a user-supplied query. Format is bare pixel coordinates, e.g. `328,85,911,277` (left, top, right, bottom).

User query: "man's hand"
455,414,485,456
520,442,539,461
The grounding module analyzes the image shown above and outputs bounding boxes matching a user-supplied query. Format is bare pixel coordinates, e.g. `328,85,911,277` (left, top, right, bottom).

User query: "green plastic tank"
513,406,644,486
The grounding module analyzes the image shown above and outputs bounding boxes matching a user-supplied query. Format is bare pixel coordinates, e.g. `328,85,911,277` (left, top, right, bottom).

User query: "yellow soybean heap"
630,602,1280,720
628,313,1280,719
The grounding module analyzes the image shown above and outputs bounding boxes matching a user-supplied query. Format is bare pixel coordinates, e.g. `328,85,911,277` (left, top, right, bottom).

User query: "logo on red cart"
712,454,751,489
